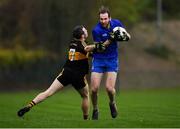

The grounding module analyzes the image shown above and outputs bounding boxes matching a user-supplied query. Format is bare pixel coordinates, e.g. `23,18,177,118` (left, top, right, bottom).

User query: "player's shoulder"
111,19,123,24
111,19,124,28
69,39,79,47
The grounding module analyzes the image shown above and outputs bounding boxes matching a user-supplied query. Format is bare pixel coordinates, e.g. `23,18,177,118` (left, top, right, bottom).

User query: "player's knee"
84,92,89,99
81,91,89,98
91,86,99,93
106,86,115,93
79,87,89,98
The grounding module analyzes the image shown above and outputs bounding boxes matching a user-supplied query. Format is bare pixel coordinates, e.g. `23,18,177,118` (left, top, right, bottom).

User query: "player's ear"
81,34,85,39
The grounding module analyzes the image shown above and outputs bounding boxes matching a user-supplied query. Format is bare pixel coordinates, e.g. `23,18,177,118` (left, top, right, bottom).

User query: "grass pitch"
0,87,179,128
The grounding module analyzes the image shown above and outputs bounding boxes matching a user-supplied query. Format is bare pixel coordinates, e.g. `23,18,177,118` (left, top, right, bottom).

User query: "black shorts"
57,68,87,90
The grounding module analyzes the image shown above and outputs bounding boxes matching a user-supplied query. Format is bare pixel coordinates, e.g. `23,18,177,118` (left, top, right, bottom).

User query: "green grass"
0,87,180,128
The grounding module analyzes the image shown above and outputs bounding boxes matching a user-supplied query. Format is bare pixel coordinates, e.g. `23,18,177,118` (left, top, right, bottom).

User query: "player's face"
82,27,88,38
99,13,111,28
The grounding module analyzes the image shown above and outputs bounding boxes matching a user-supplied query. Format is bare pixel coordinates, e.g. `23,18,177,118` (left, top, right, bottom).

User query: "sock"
83,115,89,120
27,101,36,108
93,108,98,112
109,100,116,105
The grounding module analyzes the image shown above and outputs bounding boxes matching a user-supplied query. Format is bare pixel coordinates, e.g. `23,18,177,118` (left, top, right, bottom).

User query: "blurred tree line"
0,0,179,52
0,0,94,53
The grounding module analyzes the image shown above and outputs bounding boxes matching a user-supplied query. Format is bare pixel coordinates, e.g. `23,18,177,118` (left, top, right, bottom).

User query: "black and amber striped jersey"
63,39,89,75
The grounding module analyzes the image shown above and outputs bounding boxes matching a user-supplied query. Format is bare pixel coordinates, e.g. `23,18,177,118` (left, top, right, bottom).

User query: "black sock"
83,115,88,120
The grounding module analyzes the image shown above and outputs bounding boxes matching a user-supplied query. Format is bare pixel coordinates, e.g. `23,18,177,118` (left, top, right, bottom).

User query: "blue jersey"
92,19,124,58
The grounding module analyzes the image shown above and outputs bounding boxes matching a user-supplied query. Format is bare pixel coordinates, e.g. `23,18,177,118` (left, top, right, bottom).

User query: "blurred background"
0,0,180,91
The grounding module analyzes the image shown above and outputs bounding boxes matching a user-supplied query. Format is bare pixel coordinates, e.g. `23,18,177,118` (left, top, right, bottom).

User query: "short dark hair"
72,25,84,39
98,6,111,17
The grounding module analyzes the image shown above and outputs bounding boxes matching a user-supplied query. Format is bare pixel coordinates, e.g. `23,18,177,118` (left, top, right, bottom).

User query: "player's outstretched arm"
84,44,95,52
84,40,111,52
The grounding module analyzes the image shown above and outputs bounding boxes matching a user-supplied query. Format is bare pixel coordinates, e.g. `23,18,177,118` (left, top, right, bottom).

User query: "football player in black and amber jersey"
17,25,96,120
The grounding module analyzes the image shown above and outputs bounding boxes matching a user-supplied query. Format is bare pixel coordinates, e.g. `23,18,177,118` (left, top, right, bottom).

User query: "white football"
113,26,131,40
113,26,127,36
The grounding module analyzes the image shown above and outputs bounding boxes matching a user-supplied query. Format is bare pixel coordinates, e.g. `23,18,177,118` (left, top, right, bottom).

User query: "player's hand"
111,27,131,42
84,44,95,52
109,32,116,42
108,30,124,42
94,42,106,53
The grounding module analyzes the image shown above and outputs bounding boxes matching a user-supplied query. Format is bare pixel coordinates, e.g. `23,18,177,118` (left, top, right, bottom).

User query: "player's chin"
102,24,108,28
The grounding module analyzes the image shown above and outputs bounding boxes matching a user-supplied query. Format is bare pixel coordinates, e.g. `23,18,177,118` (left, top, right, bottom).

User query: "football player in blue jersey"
90,6,131,120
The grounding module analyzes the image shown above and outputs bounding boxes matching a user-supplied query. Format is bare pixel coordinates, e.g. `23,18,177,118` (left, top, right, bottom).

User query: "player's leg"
105,72,117,103
17,79,64,117
90,72,103,120
33,78,64,104
77,85,89,120
105,72,118,118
